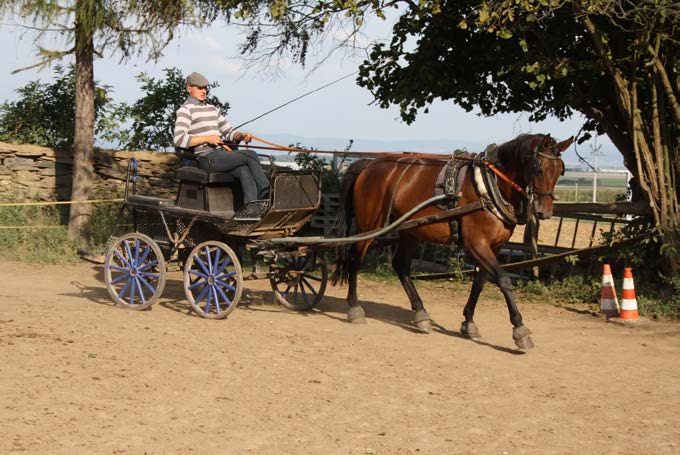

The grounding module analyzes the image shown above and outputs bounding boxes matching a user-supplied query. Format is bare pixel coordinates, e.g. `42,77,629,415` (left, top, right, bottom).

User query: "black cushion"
177,166,237,184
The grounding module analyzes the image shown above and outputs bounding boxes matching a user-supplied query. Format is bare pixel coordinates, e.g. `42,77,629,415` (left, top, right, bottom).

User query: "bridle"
460,135,565,207
525,142,564,205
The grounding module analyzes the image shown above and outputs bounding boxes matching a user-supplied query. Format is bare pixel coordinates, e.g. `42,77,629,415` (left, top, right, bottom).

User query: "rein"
246,134,528,196
246,135,564,205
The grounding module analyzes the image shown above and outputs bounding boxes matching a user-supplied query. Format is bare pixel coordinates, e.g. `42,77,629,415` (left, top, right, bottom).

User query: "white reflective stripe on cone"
622,277,635,289
621,299,637,310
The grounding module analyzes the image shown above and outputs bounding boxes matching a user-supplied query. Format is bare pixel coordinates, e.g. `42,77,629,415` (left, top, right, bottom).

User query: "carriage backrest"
271,171,321,210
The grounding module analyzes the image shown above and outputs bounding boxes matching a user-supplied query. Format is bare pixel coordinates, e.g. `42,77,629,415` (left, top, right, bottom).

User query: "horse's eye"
535,168,544,177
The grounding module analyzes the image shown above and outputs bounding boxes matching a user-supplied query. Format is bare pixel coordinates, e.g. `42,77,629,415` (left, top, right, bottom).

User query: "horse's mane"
486,133,546,171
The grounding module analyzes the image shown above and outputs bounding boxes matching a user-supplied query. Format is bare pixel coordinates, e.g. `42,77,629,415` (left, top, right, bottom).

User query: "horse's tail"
330,159,372,286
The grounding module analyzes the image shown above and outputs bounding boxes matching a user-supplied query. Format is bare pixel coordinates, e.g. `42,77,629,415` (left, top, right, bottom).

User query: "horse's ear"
540,134,552,148
555,136,574,155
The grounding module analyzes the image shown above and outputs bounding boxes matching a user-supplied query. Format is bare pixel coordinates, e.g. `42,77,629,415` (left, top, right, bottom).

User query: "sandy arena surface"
1,260,679,454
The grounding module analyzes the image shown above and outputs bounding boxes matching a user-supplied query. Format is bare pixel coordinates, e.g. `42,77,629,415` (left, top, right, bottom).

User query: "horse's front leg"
392,236,431,333
460,269,487,340
495,264,534,349
468,244,534,349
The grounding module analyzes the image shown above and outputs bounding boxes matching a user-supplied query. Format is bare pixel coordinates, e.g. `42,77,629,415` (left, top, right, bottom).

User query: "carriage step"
234,199,270,221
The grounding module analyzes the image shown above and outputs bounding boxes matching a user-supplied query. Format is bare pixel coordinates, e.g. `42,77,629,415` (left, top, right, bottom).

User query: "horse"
331,133,573,349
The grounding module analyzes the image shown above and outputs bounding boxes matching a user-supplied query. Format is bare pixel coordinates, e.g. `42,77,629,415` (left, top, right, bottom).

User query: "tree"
121,67,230,151
0,65,123,149
0,1,219,246
217,0,680,269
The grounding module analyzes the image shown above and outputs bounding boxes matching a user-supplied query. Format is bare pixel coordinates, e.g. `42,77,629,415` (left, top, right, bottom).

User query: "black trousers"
197,149,270,204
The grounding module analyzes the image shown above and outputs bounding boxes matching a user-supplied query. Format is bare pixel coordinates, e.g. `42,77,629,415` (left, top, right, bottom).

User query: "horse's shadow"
240,289,524,354
430,321,525,355
66,265,523,353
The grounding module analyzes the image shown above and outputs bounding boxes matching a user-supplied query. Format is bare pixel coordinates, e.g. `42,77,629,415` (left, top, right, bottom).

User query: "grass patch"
513,274,680,320
0,190,130,264
0,198,79,263
635,275,680,320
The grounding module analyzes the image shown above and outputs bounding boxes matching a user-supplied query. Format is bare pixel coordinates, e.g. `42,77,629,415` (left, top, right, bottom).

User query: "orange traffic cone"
619,267,639,321
600,264,620,317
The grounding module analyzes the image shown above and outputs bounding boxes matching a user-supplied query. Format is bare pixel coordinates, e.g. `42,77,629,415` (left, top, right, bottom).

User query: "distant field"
559,171,628,188
555,170,628,202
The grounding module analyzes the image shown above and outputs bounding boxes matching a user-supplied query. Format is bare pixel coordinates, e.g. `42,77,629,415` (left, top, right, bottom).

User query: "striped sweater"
173,96,233,155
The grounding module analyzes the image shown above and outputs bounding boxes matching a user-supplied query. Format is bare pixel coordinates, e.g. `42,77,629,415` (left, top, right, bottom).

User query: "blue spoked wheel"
183,241,243,319
104,233,167,310
270,253,327,311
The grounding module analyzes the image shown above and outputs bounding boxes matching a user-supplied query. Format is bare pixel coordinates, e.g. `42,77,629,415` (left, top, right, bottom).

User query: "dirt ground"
1,261,679,455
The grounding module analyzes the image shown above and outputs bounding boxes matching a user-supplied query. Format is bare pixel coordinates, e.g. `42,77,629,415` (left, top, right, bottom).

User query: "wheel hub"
208,275,215,285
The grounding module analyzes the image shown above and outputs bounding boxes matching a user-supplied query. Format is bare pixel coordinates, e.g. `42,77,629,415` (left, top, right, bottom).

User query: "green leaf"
519,38,528,53
498,28,513,39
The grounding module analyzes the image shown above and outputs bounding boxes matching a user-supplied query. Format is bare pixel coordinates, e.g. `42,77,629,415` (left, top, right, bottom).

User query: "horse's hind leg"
461,269,487,339
347,241,367,324
392,235,432,333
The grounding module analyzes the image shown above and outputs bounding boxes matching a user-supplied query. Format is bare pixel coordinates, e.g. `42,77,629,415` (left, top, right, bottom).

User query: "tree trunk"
68,0,96,247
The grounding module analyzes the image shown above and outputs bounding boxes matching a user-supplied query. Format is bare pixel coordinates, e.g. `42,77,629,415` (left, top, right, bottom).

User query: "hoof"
460,321,481,339
415,319,432,333
347,306,366,324
513,325,535,350
413,310,432,333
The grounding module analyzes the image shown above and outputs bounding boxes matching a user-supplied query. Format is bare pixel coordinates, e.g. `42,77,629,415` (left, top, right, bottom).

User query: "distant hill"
262,133,627,170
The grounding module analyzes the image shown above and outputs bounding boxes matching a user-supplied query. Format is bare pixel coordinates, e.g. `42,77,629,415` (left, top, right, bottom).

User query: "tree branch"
11,47,75,73
649,48,680,125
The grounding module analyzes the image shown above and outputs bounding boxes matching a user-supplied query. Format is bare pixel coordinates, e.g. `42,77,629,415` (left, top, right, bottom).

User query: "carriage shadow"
60,265,113,306
239,287,429,332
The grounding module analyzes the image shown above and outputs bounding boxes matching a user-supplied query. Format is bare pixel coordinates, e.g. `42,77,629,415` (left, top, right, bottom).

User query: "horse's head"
524,135,572,220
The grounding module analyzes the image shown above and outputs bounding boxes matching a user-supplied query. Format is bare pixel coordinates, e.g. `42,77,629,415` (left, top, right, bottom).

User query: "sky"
0,14,624,168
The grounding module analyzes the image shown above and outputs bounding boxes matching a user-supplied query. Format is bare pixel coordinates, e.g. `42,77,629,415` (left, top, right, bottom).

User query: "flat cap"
186,72,210,87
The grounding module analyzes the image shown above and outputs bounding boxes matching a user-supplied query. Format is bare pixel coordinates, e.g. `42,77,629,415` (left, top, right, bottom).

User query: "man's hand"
232,132,252,144
205,135,223,146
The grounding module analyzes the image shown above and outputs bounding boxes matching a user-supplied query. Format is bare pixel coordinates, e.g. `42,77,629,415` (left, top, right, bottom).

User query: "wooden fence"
310,193,649,279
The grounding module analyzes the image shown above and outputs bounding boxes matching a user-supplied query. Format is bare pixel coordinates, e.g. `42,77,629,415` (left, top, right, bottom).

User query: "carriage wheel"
104,233,167,311
184,241,243,319
270,253,327,311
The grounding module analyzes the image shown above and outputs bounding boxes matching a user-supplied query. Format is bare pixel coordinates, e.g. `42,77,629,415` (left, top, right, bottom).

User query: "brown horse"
331,133,573,349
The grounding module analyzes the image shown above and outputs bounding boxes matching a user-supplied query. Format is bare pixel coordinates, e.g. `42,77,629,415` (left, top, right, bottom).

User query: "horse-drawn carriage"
104,154,328,319
104,133,572,349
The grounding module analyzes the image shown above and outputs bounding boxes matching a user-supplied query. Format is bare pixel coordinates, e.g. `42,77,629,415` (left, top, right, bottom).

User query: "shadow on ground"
62,264,524,353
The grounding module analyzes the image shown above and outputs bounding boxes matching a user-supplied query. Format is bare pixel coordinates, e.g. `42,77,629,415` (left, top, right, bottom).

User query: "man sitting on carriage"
173,72,270,204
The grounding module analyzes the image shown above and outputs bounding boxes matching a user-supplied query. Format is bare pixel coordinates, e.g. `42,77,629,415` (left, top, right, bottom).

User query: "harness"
435,142,564,232
383,140,564,244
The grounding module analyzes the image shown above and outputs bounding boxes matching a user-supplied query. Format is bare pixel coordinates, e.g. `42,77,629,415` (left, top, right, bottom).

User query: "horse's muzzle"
536,210,552,220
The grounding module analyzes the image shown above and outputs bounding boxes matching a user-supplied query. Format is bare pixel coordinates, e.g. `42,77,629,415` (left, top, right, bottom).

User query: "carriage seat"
176,166,241,216
176,166,237,185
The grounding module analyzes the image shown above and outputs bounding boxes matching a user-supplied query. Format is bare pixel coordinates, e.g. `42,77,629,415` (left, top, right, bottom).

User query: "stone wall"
0,142,181,201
